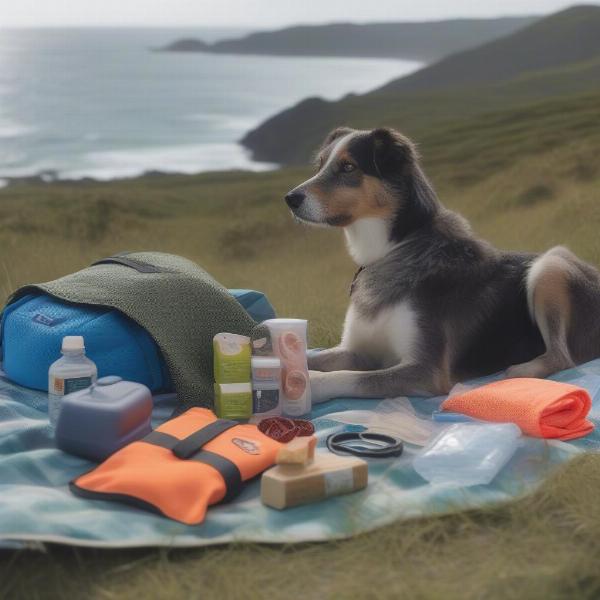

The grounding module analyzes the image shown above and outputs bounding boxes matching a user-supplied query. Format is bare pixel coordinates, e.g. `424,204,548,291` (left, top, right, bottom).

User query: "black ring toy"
326,431,404,459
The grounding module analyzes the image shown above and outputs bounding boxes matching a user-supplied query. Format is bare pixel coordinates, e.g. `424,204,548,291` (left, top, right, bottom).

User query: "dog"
284,126,600,403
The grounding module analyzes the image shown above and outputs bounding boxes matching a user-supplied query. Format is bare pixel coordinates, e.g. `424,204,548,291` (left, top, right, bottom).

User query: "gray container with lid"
55,376,153,462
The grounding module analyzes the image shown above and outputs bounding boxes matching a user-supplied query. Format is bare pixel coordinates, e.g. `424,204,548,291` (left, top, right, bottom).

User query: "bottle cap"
62,335,85,352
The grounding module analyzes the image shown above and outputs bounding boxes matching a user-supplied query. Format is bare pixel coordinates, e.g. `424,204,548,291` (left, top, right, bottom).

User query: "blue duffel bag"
0,289,275,393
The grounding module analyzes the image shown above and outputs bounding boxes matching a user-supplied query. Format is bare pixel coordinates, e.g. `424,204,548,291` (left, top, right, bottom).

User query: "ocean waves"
0,28,421,182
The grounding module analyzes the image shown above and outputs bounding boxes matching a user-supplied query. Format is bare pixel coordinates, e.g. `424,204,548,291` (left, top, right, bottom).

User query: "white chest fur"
341,301,419,368
344,218,395,266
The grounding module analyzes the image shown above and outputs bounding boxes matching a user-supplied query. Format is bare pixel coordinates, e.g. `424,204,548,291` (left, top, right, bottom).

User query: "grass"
3,453,600,600
1,90,600,599
0,166,353,348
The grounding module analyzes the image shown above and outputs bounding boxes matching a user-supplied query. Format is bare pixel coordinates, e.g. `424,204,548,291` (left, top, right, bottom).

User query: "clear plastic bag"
413,422,521,486
322,397,442,447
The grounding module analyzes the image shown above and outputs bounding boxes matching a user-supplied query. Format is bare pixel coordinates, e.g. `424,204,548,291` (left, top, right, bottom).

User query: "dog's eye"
341,162,355,173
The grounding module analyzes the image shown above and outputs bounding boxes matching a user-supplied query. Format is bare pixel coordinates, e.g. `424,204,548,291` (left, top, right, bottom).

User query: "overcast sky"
0,0,591,28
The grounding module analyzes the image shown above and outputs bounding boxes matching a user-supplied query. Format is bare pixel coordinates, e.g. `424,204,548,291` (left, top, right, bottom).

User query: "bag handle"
91,254,166,274
144,419,239,457
172,419,238,459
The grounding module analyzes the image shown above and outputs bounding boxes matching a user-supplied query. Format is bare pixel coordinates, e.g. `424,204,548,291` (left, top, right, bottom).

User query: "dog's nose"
285,191,305,209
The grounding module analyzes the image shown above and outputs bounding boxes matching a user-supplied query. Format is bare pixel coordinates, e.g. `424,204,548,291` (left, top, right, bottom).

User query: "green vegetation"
380,4,600,93
242,5,600,164
1,69,600,597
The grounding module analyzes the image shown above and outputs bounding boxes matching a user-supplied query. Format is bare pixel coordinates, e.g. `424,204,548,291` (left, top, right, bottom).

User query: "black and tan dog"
284,127,600,403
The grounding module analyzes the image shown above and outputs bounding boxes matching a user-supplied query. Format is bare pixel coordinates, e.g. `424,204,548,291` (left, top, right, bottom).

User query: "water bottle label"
51,376,92,395
50,376,64,395
64,376,93,394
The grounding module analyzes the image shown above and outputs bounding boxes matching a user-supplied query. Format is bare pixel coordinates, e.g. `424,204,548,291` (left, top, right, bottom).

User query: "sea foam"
63,143,277,181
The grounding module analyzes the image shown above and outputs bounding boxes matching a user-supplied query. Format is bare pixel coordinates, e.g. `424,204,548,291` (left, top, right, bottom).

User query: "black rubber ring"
326,431,404,459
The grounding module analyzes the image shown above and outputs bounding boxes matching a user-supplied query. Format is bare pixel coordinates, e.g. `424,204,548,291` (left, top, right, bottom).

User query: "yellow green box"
214,382,252,420
213,333,251,384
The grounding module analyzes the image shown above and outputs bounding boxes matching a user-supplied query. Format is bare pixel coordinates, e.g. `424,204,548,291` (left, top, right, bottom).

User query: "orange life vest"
71,407,282,525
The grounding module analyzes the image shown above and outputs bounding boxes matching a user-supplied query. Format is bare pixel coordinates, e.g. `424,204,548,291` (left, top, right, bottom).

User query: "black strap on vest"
143,430,180,450
172,419,238,459
189,451,242,503
142,422,243,503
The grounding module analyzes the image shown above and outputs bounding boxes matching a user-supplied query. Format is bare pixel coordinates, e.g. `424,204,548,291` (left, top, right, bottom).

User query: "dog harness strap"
349,265,365,296
142,426,243,501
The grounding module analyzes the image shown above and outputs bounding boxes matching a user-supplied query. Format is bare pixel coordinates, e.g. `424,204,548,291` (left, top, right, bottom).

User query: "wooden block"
261,452,368,509
276,436,317,465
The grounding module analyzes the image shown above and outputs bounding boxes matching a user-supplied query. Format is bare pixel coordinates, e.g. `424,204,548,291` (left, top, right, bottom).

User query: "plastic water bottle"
48,336,97,426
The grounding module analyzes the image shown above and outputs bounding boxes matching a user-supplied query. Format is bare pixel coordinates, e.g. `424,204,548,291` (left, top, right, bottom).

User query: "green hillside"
381,4,600,92
241,5,600,165
161,16,536,62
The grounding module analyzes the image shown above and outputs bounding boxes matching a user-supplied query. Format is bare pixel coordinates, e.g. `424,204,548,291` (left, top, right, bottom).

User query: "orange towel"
442,378,594,440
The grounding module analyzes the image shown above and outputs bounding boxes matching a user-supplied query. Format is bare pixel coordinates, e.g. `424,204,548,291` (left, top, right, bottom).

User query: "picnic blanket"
1,361,600,549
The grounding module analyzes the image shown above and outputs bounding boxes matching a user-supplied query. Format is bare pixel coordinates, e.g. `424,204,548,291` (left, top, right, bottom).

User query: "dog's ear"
372,128,439,241
321,126,354,149
370,128,416,177
314,127,354,168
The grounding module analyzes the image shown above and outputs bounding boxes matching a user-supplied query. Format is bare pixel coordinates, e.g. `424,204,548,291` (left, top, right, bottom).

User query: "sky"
0,0,593,28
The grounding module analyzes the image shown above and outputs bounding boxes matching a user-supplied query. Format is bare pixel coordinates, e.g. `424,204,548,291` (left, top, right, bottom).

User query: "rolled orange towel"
442,378,594,440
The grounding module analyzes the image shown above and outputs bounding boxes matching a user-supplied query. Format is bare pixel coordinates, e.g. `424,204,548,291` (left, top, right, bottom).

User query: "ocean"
0,28,421,182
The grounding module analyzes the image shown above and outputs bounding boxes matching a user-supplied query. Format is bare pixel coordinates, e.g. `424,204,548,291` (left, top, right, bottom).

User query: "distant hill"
161,17,537,62
241,5,600,165
380,4,600,92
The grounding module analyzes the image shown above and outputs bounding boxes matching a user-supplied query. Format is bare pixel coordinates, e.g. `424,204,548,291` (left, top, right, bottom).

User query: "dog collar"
349,266,365,296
